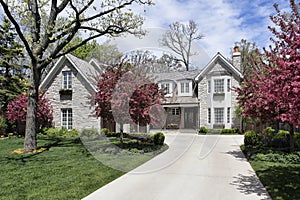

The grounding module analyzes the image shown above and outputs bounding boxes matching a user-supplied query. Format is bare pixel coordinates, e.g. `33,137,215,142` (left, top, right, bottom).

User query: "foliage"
160,20,204,71
40,127,79,137
271,130,290,148
6,94,53,132
0,17,26,114
244,131,261,146
86,40,123,65
63,37,97,60
199,126,208,134
221,128,239,134
0,115,7,134
94,64,165,132
236,1,300,127
101,128,109,135
153,132,165,145
0,0,153,152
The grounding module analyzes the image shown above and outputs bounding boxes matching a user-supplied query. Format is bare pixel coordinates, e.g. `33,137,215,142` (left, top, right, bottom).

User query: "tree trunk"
119,123,124,147
24,63,41,152
290,124,295,153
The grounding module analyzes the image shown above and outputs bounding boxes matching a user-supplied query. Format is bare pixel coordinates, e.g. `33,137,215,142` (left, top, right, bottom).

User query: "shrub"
221,128,239,134
199,126,208,134
41,127,79,137
271,130,290,148
295,132,300,148
262,127,275,146
244,131,261,146
0,115,7,135
101,128,109,135
81,128,99,138
153,132,165,145
105,132,120,137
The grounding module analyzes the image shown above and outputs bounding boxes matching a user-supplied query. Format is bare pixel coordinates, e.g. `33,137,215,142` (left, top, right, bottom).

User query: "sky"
111,0,291,64
0,0,292,67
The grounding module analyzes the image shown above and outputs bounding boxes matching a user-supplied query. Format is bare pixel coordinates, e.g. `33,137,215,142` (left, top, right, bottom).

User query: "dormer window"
180,82,189,93
160,82,172,95
62,71,72,89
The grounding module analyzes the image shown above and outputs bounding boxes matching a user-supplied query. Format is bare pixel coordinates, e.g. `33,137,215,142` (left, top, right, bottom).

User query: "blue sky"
133,0,291,57
0,0,292,61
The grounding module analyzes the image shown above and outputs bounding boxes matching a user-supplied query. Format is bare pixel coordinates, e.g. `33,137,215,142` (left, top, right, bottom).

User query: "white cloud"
117,0,292,60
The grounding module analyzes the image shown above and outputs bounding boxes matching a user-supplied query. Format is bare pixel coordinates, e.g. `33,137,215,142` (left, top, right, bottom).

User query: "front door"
184,108,197,129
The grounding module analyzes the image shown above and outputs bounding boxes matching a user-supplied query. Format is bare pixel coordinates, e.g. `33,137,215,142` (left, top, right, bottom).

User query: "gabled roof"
195,52,243,82
40,54,102,93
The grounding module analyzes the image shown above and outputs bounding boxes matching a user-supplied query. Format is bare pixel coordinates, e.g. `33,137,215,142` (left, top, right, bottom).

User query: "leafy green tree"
0,0,153,152
64,36,98,60
0,17,26,114
86,40,123,65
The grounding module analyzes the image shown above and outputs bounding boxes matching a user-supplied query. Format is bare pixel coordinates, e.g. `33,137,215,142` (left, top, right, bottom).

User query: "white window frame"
161,82,172,95
62,71,72,89
214,79,224,93
214,108,224,124
61,108,72,129
172,108,180,116
179,81,191,96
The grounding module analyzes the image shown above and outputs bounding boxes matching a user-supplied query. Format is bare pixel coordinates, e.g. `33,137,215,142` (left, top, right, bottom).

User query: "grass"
0,136,166,200
242,145,300,200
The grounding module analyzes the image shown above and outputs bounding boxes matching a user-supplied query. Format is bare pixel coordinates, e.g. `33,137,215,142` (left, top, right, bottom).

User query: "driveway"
83,133,271,200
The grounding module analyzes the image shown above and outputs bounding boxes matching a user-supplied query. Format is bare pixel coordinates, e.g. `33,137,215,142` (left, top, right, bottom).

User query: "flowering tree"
7,94,53,133
94,64,165,143
236,0,300,151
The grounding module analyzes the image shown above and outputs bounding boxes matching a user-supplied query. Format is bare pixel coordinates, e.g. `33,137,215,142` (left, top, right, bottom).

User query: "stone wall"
44,60,99,131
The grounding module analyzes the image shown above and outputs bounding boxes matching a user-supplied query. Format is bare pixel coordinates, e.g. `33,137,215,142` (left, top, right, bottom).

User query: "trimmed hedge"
199,126,208,134
153,132,165,145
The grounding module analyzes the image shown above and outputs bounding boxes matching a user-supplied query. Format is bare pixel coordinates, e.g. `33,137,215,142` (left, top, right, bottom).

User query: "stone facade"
197,53,242,129
41,56,100,131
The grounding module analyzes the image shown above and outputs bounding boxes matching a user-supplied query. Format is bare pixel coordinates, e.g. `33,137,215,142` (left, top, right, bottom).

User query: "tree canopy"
0,0,153,152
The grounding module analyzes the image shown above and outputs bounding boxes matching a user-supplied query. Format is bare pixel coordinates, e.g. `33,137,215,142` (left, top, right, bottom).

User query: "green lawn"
242,145,300,200
251,161,300,200
0,136,165,200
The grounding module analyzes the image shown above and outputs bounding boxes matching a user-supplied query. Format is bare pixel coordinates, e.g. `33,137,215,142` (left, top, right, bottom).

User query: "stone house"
40,54,103,131
41,48,242,132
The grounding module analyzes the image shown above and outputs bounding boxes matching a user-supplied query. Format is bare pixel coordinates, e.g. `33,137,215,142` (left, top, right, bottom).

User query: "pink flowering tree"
236,0,300,151
7,94,53,133
94,64,165,144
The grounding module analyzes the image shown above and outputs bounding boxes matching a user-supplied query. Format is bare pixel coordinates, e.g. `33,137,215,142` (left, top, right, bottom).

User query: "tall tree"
86,40,123,65
0,17,26,114
236,0,300,152
160,20,204,71
233,39,262,76
63,36,98,60
0,0,153,152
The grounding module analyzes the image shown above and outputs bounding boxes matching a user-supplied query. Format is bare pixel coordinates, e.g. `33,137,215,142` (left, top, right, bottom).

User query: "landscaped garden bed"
242,127,300,200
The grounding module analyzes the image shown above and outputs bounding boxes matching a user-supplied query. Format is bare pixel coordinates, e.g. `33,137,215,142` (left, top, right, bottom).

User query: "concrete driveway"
83,133,271,200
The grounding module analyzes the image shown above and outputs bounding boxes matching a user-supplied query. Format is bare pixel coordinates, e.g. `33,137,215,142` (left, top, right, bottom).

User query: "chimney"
232,46,241,72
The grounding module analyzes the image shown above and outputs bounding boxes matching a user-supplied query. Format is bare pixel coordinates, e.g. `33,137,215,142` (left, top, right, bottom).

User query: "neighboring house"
40,54,103,131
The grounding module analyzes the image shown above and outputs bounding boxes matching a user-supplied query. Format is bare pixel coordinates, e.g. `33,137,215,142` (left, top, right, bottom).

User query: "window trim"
214,107,224,124
172,108,180,116
227,107,231,123
62,71,72,89
61,108,73,130
214,79,224,93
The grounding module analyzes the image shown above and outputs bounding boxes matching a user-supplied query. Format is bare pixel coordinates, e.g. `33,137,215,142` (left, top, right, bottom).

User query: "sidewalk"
83,134,271,200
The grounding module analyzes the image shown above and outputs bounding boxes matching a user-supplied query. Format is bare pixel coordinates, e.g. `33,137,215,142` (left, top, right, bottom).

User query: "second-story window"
227,79,231,92
62,71,72,89
161,83,171,94
180,82,189,93
214,79,224,93
207,80,211,93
